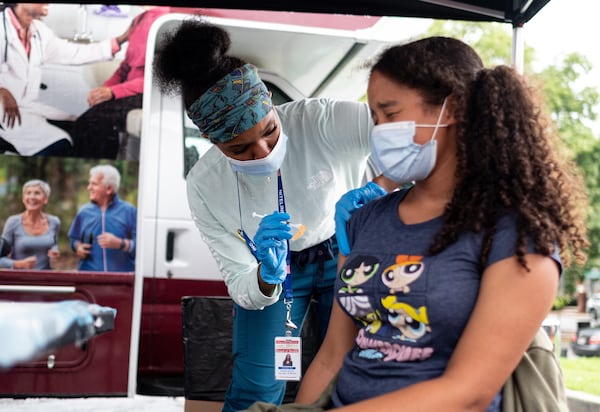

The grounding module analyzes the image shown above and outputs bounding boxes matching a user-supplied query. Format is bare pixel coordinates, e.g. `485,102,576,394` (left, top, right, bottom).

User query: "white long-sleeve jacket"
187,98,373,310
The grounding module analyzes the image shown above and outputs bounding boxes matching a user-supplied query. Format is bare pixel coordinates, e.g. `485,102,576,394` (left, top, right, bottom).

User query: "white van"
0,5,384,398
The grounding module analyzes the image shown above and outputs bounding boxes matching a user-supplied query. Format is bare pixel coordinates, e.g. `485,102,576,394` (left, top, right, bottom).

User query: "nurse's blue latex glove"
254,211,293,285
335,182,387,256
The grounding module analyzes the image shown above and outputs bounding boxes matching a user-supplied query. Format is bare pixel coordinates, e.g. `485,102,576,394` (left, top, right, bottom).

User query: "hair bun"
187,19,231,66
154,18,249,105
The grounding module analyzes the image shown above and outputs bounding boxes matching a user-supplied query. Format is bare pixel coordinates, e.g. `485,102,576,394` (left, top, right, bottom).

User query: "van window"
267,82,293,106
182,81,294,177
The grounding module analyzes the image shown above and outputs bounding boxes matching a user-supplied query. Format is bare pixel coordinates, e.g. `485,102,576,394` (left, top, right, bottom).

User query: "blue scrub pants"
222,239,338,412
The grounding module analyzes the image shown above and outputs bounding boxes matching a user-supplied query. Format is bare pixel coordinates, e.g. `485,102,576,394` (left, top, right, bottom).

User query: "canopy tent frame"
16,0,551,72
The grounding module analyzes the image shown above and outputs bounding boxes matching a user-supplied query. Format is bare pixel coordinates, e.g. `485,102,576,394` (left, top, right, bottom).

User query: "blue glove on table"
254,211,293,285
335,182,387,256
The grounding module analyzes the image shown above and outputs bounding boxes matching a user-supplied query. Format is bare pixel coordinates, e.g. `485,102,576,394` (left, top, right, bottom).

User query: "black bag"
182,296,234,401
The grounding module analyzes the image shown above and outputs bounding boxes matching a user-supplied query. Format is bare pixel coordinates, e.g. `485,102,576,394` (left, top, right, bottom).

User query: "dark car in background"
571,326,600,357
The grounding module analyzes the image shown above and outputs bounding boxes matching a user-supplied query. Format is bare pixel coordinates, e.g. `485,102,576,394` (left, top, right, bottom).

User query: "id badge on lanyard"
274,335,301,381
273,170,301,380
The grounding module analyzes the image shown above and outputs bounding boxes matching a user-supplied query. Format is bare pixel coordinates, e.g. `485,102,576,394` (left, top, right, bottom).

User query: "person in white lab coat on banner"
0,3,129,156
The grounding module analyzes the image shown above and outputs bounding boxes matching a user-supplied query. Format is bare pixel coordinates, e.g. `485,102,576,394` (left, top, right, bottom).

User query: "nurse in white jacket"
0,3,128,156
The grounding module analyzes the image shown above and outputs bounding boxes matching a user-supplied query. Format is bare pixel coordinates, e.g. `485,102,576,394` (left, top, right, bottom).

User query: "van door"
136,82,228,393
0,269,134,396
135,12,384,394
135,24,304,394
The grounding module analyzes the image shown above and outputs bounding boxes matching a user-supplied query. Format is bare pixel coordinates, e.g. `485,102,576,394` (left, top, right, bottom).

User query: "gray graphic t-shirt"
332,189,560,410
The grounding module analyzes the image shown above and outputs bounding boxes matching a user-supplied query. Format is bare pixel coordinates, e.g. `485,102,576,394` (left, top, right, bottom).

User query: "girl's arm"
295,255,358,403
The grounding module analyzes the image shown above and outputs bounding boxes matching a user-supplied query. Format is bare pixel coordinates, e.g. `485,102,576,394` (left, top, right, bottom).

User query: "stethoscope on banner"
1,5,44,73
1,5,7,73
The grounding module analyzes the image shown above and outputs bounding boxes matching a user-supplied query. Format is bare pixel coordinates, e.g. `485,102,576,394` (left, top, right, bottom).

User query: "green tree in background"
426,20,600,298
537,53,600,291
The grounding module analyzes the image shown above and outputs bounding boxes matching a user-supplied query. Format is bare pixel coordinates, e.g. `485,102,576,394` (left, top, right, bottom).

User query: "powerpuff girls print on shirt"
338,253,434,362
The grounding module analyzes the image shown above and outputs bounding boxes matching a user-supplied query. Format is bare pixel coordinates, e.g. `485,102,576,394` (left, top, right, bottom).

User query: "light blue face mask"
370,99,448,184
226,132,288,176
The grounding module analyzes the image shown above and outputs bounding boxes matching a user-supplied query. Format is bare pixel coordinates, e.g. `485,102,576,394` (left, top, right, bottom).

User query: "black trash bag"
182,296,234,401
182,296,321,403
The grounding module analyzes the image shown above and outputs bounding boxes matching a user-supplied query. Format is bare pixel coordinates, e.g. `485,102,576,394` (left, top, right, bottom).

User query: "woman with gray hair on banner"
0,179,60,270
153,18,396,412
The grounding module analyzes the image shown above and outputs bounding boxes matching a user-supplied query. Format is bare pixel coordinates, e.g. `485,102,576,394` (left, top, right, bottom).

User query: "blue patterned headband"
186,64,273,143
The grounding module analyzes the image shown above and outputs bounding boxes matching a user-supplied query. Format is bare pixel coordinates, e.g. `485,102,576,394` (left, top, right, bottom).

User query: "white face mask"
370,99,448,184
226,132,288,176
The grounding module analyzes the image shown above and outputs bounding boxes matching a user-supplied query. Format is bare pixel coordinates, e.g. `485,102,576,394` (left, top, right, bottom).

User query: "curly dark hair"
372,37,588,269
153,18,246,108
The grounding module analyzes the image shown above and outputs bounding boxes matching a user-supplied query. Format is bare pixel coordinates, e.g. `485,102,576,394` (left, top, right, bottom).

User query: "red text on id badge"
274,336,302,381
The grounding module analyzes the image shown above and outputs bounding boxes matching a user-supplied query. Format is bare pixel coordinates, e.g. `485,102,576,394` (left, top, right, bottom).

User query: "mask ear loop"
430,97,449,142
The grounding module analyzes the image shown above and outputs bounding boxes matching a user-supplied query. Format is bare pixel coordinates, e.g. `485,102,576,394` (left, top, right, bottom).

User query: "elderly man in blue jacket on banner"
68,164,136,272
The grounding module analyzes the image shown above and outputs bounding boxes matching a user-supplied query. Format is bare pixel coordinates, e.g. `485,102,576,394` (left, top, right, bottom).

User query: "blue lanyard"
236,228,258,259
236,171,293,304
236,171,296,332
277,170,293,304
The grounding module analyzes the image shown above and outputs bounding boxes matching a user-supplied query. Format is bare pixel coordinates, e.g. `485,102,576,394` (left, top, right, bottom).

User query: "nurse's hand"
254,211,292,285
335,182,387,256
0,88,21,129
